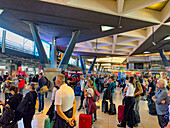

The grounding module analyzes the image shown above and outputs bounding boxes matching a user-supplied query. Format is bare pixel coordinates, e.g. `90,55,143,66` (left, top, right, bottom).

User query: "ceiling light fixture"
164,36,170,40
101,26,115,32
144,51,150,54
0,9,4,15
152,42,156,46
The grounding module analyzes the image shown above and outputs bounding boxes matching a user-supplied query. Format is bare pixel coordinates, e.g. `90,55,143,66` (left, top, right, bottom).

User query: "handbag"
40,86,48,94
0,107,15,125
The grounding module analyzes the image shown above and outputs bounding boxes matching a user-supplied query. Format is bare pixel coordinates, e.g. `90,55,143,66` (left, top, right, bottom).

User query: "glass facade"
0,27,51,58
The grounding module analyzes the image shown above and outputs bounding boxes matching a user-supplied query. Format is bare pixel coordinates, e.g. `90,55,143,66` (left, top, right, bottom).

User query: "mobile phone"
72,120,76,127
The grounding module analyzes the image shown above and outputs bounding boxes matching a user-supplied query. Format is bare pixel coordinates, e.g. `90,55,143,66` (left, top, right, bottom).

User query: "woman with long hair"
84,80,97,126
117,76,136,128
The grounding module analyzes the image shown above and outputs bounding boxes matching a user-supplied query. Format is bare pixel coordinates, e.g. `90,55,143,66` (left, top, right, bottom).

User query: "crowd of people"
0,71,169,128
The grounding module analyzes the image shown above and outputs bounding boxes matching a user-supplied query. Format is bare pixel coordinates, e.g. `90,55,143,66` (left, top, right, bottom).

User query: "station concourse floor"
0,88,160,128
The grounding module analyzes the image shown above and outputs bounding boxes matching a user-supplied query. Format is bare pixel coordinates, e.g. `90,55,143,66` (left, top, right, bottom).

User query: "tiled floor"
0,88,160,128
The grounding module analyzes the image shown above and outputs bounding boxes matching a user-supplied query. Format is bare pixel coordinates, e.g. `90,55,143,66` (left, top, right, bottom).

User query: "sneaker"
78,108,81,111
41,110,43,113
138,123,141,127
117,124,126,127
35,111,41,115
135,123,141,127
93,119,97,122
92,124,94,128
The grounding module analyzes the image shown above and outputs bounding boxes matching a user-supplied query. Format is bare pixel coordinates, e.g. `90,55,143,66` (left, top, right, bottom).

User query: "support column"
2,30,6,53
87,57,97,74
159,49,170,77
58,30,80,71
76,58,79,67
96,63,101,74
51,37,57,68
100,66,104,74
95,66,97,72
29,23,49,68
83,57,86,73
79,55,86,76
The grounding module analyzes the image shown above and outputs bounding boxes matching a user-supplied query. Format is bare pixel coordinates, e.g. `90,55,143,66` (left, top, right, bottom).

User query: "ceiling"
0,0,169,65
71,0,170,63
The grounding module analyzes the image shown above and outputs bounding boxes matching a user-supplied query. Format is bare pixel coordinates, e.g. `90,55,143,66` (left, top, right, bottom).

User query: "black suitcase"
102,100,108,113
109,103,116,115
149,102,157,115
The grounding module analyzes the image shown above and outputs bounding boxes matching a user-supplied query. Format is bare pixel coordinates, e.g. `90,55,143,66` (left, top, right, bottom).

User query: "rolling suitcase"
109,103,116,115
44,118,54,128
118,105,124,123
102,100,108,113
79,114,92,128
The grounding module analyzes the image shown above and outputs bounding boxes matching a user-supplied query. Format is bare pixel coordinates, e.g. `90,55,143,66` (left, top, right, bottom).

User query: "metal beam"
87,56,97,74
79,55,86,76
51,37,57,68
2,30,6,53
96,63,101,74
83,57,86,74
117,0,125,14
158,49,170,77
29,23,49,68
58,30,80,71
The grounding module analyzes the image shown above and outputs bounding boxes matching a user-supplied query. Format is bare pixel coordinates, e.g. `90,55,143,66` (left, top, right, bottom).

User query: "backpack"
0,107,15,125
92,90,100,102
16,92,35,121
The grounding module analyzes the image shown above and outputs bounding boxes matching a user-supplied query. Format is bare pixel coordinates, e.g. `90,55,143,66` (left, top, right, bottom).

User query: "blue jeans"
38,93,44,112
134,98,141,124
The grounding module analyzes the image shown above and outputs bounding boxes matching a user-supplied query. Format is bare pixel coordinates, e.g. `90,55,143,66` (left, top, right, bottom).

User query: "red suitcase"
79,114,92,128
118,105,125,123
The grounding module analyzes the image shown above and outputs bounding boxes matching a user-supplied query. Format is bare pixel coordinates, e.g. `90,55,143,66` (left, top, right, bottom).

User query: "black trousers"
45,92,48,98
94,111,97,120
96,84,100,92
53,108,73,128
79,91,84,109
121,97,135,127
158,115,166,128
23,113,34,128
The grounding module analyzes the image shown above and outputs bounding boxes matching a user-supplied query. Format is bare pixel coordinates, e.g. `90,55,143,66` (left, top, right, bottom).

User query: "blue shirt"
155,87,169,115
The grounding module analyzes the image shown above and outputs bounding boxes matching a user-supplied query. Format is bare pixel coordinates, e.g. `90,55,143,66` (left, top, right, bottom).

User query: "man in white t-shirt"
53,74,76,128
